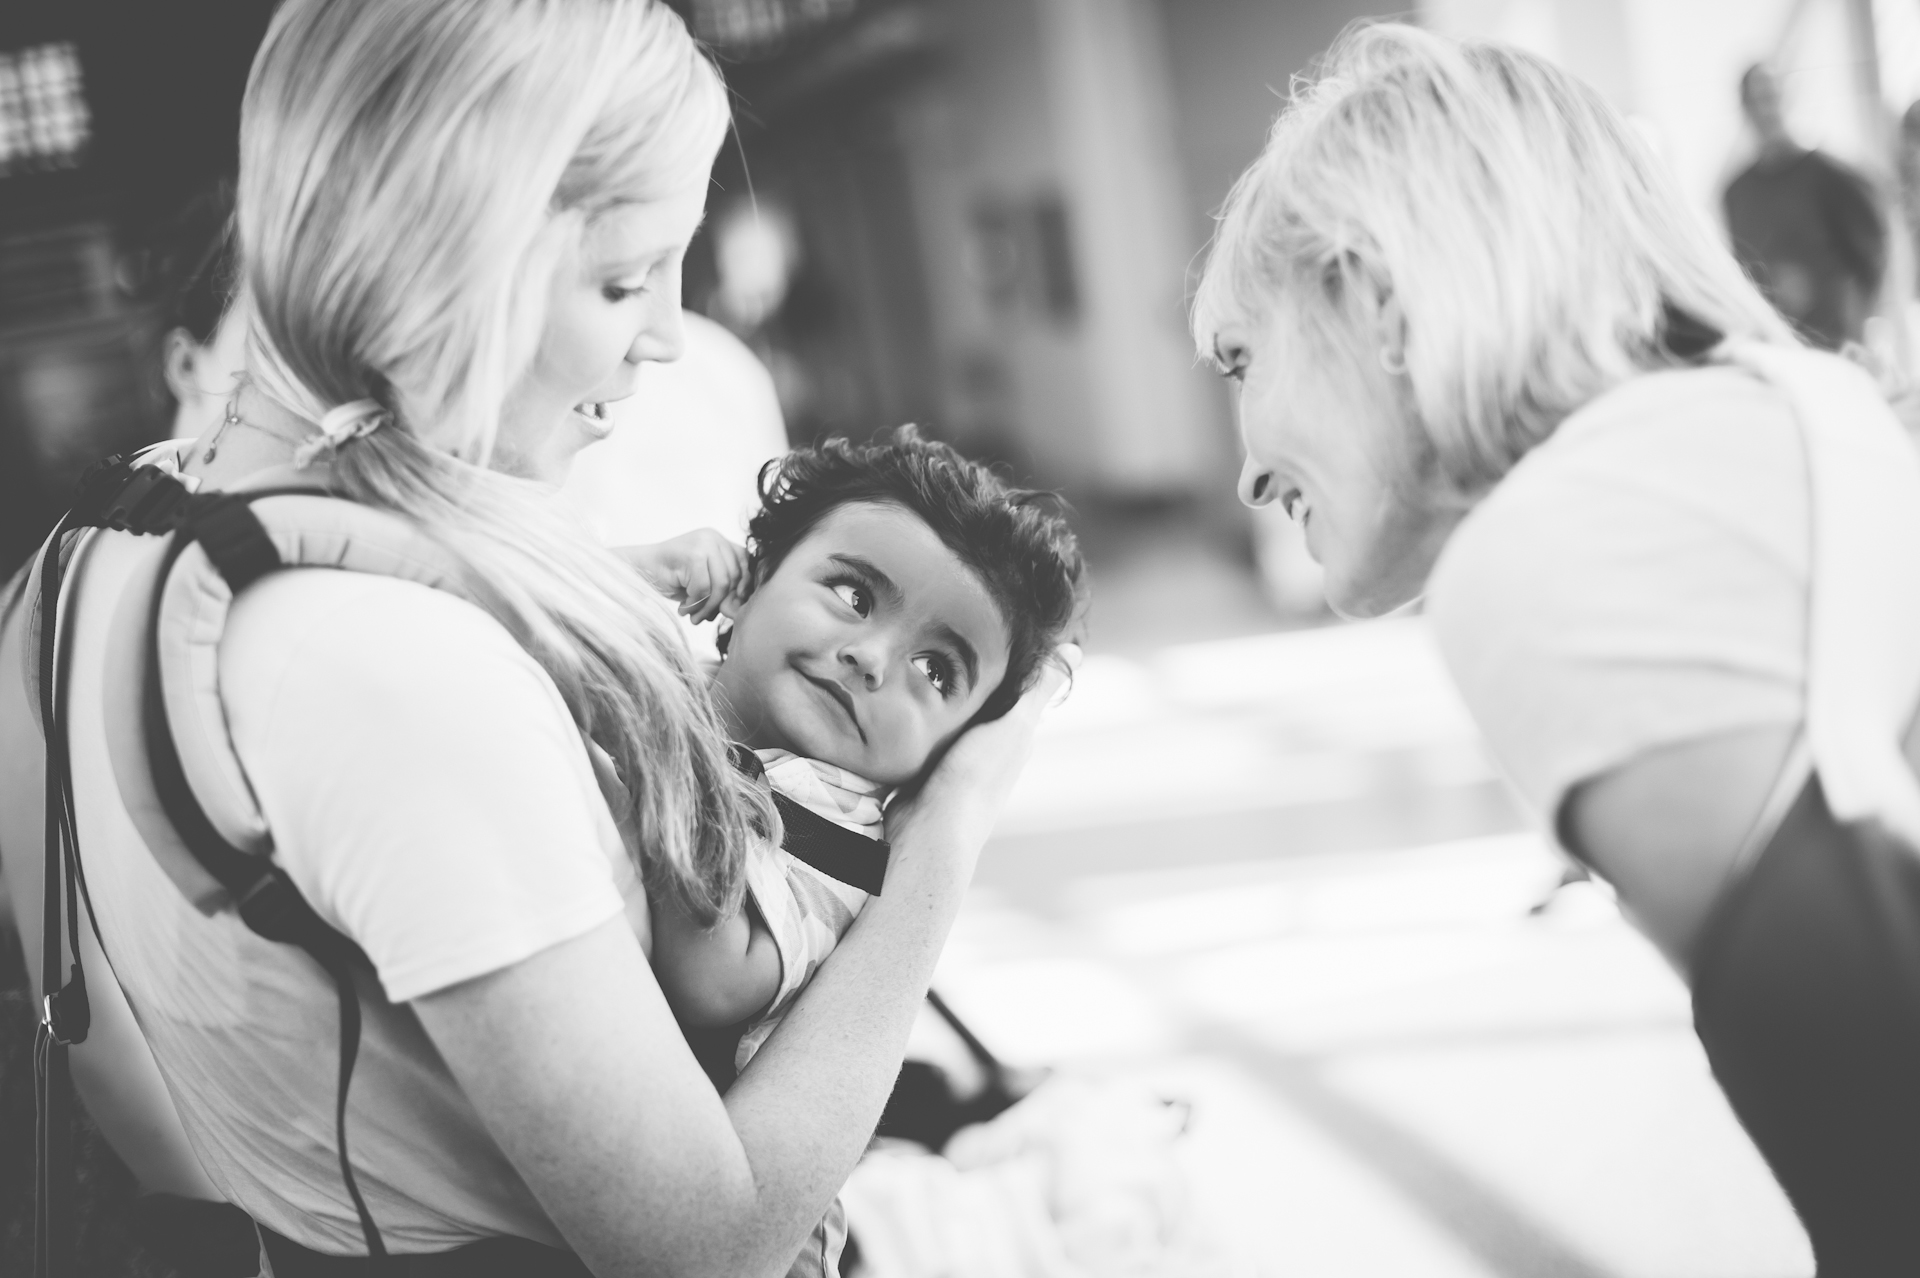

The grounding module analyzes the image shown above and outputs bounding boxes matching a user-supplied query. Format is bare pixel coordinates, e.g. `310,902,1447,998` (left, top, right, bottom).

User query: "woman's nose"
630,289,688,366
1239,456,1278,508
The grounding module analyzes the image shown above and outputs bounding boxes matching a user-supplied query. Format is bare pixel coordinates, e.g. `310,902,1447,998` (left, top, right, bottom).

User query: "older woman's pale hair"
1193,22,1794,498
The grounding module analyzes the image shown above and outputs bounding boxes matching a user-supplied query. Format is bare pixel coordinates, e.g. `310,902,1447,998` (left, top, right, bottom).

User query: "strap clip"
40,969,90,1047
103,467,193,534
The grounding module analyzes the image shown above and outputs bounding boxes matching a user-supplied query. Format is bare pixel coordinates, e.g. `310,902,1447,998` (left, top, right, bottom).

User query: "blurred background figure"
1900,99,1920,289
137,182,247,442
1724,62,1886,350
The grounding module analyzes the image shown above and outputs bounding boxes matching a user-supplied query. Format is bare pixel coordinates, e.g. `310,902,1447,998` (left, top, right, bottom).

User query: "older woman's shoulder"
1426,359,1809,693
1424,364,1811,816
1432,364,1805,599
1530,365,1798,471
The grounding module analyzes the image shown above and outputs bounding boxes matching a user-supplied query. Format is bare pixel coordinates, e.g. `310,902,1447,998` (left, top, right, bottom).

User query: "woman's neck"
180,381,332,490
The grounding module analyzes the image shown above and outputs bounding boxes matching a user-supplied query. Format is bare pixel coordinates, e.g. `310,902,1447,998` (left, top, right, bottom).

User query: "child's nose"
839,637,887,689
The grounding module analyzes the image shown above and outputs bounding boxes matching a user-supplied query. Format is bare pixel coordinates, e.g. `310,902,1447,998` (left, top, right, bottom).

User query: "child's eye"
912,653,953,696
602,283,645,303
832,581,871,616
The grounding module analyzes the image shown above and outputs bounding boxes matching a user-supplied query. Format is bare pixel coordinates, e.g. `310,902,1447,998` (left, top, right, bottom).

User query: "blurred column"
1033,0,1219,497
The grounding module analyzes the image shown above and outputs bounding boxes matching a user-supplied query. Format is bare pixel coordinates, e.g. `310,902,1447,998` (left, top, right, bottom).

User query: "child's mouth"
572,400,613,440
1280,488,1308,523
801,670,865,742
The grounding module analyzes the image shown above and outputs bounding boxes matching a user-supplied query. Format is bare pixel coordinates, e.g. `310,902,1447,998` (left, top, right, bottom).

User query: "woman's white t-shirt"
1426,365,1811,831
65,534,647,1253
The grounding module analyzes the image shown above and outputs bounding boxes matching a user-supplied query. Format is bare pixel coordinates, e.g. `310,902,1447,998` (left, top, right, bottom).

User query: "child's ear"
720,556,775,622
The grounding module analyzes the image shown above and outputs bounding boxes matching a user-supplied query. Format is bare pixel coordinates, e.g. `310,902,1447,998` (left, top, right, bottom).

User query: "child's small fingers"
686,562,714,607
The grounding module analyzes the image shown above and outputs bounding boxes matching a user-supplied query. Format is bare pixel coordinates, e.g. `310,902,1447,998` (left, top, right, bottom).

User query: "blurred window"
0,42,91,177
693,0,859,57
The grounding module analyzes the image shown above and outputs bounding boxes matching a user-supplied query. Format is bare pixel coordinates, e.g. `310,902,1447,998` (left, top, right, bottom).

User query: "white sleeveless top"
62,530,642,1253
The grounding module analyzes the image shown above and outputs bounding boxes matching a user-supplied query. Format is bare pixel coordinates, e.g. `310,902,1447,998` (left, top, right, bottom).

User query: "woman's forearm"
718,818,981,1270
416,825,987,1278
414,657,1068,1278
709,659,1068,1274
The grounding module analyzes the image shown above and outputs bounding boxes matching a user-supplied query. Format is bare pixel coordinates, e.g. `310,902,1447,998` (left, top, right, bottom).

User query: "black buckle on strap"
39,969,89,1047
68,456,194,534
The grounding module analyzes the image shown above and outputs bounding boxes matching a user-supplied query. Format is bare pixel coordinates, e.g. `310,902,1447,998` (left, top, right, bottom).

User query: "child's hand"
615,530,749,624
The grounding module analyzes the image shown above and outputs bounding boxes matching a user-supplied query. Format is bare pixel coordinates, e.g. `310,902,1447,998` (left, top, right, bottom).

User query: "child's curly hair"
740,426,1085,723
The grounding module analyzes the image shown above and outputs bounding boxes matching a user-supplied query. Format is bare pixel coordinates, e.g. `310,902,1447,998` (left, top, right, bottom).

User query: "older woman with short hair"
1196,24,1920,1273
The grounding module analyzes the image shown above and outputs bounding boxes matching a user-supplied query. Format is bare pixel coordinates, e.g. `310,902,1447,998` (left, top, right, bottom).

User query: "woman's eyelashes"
601,261,663,303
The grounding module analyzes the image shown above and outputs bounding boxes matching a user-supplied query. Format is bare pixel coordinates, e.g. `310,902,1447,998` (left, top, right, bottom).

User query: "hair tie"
293,399,389,469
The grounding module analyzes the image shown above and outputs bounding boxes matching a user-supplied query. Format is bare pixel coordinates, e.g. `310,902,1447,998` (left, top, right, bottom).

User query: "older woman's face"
1212,303,1460,618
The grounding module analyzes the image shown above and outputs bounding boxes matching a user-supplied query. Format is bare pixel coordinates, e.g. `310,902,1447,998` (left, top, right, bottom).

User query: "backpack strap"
134,492,389,1258
32,509,87,1278
25,453,472,1266
726,746,891,895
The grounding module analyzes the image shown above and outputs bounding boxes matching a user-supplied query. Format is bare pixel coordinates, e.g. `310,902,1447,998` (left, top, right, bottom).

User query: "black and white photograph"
4,0,1920,1274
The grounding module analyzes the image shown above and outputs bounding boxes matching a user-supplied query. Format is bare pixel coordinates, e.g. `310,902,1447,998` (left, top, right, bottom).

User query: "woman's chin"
1321,558,1420,621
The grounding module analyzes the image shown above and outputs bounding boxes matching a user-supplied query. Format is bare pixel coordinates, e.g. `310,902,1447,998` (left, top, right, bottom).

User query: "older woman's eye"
911,653,953,696
832,581,871,616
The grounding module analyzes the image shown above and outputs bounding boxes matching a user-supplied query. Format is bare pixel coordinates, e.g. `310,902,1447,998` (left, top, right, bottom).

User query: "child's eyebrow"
827,554,902,607
932,623,980,689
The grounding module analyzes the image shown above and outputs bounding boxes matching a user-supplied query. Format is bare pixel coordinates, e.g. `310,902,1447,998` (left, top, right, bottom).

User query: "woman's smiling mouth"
572,400,614,440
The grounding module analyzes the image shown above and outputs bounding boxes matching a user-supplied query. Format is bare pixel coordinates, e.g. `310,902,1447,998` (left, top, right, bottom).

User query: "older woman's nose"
1239,456,1278,508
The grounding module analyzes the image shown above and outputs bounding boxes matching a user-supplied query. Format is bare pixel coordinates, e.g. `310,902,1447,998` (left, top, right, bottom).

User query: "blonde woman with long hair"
0,0,1065,1273
1196,23,1920,1271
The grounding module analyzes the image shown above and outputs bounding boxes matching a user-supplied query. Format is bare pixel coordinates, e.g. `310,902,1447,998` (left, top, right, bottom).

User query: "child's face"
713,501,1012,787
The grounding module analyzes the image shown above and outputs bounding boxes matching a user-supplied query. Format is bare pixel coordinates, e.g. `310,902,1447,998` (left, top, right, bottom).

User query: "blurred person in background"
1724,63,1885,350
1199,24,1920,1272
138,183,250,443
1900,101,1920,291
0,184,258,1277
2,0,1065,1274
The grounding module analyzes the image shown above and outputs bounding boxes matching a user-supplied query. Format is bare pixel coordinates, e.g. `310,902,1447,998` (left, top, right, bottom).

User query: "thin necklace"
201,400,240,462
201,400,309,460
